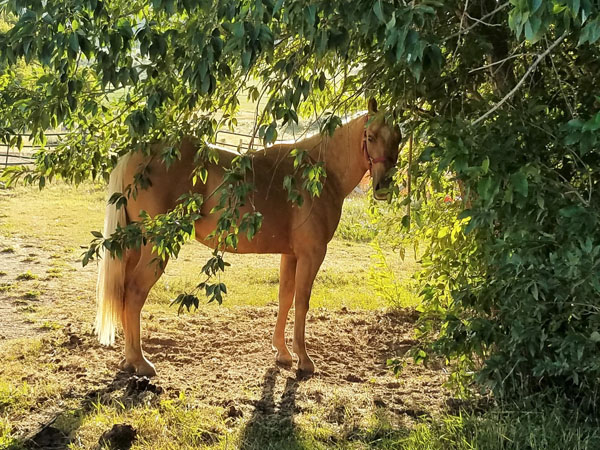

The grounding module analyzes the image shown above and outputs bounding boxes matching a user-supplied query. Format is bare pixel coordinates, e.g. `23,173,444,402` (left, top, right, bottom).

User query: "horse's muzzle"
373,181,389,200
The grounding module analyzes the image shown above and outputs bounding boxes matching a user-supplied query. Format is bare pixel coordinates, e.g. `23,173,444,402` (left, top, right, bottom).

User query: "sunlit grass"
1,181,419,312
0,182,106,248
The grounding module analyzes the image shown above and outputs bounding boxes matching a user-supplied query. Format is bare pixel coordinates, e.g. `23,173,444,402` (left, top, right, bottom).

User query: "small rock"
62,334,83,348
99,424,136,450
28,425,68,448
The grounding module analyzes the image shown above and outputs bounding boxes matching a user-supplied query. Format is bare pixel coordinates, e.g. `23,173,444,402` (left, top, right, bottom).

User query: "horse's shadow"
20,371,144,450
239,367,301,450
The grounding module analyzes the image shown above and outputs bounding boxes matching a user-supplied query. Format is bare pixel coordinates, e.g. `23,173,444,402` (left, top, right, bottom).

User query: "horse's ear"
368,97,378,114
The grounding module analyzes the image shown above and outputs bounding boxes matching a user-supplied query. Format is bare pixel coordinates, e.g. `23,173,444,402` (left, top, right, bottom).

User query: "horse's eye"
367,136,374,143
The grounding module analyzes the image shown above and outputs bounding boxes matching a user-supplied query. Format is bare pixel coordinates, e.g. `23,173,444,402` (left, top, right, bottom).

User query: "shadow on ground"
14,372,154,450
239,367,301,449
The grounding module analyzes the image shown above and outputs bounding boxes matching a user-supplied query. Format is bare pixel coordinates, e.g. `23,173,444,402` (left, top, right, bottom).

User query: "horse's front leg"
272,254,297,366
293,247,326,375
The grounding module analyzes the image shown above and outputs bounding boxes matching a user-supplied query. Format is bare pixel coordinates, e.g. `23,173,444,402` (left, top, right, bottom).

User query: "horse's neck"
309,115,368,198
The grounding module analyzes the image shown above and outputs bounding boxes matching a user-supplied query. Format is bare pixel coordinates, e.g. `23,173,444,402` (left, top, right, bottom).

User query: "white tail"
95,153,131,346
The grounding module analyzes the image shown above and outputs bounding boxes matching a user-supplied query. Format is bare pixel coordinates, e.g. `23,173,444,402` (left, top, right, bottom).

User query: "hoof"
118,358,135,373
296,359,315,379
296,367,315,380
275,351,293,367
135,359,157,377
119,357,156,377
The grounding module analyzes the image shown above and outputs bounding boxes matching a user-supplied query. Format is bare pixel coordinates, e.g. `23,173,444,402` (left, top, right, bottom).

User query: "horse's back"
123,137,343,255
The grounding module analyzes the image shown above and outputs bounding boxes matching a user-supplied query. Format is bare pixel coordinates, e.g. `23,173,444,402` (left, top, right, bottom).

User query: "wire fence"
1,132,68,169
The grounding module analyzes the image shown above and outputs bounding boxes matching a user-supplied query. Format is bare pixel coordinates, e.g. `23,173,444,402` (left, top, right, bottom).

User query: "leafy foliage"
283,148,327,206
380,2,600,403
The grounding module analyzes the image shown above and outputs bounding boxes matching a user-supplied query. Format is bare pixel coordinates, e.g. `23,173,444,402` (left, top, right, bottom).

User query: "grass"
334,195,380,243
16,271,37,281
45,267,63,279
39,320,61,330
23,290,41,300
0,182,106,247
0,282,14,292
403,395,600,450
7,389,595,450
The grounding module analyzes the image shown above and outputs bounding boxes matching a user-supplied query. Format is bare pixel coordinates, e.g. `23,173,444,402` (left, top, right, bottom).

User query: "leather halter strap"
362,115,390,174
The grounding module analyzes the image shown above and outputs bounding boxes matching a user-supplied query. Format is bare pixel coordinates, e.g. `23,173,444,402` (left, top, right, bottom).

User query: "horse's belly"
194,216,292,255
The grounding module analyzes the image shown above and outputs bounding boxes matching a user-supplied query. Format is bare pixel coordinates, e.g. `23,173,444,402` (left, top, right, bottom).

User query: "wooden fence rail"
1,133,68,169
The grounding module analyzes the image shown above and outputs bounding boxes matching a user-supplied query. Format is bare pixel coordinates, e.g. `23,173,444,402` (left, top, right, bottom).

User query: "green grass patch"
0,380,32,412
1,246,15,253
404,396,600,450
335,196,379,243
0,417,19,450
0,282,14,292
45,267,63,279
39,320,62,330
16,271,37,281
73,394,228,449
23,290,41,300
0,270,7,276
0,182,106,247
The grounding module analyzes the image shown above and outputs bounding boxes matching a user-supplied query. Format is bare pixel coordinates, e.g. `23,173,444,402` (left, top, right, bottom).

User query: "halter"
362,115,390,174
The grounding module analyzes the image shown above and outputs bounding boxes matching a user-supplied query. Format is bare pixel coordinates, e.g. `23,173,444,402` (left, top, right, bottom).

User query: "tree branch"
445,2,510,42
471,32,567,127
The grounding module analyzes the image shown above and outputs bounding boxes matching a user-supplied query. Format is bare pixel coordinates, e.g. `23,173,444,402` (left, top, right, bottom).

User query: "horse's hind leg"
118,247,140,371
272,254,297,366
293,247,326,376
120,244,168,377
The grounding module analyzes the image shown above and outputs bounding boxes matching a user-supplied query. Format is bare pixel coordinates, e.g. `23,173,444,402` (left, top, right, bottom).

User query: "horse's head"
364,98,402,200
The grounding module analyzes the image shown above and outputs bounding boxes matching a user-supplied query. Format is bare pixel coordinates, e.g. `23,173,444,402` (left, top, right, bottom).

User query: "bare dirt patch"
8,305,448,445
0,237,76,340
0,235,448,448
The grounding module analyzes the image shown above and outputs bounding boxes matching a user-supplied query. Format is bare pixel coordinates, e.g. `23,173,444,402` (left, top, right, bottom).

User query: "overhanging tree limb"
471,32,567,127
445,2,510,41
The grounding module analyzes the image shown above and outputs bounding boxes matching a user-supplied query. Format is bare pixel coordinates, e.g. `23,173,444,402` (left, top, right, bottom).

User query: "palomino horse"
96,98,401,376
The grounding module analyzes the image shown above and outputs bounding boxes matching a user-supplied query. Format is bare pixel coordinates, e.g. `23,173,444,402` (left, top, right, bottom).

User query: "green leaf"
510,172,528,197
264,122,277,144
481,157,490,174
69,33,80,52
241,50,251,68
373,2,384,22
304,5,316,27
233,22,244,38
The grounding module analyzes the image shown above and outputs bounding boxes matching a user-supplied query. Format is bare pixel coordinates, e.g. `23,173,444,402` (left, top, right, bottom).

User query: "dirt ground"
0,234,448,448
